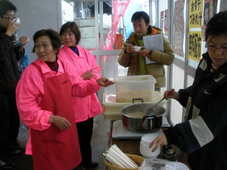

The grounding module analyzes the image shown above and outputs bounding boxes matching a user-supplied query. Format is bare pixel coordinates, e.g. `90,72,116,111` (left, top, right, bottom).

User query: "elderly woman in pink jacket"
16,29,113,170
58,22,103,168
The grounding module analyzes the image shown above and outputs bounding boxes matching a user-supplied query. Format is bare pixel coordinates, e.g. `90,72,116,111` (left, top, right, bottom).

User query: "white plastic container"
102,92,165,120
140,130,162,158
114,75,156,103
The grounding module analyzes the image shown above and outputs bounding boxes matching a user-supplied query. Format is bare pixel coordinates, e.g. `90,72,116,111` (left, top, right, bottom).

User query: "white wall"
220,0,227,11
10,0,62,63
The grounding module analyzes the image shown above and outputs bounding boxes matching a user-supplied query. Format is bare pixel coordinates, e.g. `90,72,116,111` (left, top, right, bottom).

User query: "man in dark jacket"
0,1,28,169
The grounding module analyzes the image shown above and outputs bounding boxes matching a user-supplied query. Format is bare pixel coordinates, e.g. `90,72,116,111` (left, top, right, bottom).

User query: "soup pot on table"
121,98,165,132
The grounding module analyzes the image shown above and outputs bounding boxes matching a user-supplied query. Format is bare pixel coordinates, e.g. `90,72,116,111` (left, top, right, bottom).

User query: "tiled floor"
16,114,110,170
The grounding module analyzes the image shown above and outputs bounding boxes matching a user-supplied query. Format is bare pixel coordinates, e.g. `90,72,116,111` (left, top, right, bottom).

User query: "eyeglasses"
2,16,16,21
205,44,227,53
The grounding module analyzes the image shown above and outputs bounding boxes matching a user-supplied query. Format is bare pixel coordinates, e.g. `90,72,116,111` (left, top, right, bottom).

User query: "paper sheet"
143,34,164,64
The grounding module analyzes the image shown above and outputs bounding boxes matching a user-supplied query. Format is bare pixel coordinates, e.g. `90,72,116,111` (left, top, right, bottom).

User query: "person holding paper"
118,11,174,90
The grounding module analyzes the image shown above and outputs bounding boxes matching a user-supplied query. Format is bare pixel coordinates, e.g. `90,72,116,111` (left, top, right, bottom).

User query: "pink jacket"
58,46,102,122
16,58,101,154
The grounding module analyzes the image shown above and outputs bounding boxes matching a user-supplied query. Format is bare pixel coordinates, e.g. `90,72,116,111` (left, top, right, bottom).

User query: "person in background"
16,29,113,170
58,21,102,169
118,11,174,90
18,53,29,76
149,11,227,170
0,1,28,169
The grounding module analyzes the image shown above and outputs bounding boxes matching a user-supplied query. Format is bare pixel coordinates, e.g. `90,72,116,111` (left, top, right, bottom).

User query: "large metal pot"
121,99,165,132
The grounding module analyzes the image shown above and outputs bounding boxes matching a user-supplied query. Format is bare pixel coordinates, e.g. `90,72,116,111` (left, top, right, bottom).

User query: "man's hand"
6,21,20,36
18,36,29,51
137,47,150,57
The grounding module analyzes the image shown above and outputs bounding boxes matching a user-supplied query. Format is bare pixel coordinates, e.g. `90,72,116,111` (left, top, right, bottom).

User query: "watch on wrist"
148,50,153,55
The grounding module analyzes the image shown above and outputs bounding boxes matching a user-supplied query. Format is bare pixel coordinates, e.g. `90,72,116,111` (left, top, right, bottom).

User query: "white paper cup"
133,46,141,52
11,17,20,25
140,130,162,158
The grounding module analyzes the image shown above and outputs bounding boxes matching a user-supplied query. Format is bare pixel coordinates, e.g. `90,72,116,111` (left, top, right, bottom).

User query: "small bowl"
103,153,144,170
133,46,142,52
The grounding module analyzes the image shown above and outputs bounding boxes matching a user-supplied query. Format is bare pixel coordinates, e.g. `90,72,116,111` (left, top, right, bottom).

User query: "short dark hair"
0,1,17,17
205,10,227,41
131,11,150,24
32,29,62,54
59,22,81,45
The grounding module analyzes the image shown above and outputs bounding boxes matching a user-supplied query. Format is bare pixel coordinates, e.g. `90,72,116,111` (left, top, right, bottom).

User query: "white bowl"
140,130,162,158
133,46,142,52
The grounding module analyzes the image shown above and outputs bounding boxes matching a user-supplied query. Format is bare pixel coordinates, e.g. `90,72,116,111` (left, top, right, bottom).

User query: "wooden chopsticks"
103,144,139,168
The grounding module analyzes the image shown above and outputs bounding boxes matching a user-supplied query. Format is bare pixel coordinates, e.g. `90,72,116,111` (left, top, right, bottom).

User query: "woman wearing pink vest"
58,22,103,169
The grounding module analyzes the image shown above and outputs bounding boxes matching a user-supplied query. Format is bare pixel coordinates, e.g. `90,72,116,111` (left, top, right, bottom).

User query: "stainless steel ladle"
145,89,174,117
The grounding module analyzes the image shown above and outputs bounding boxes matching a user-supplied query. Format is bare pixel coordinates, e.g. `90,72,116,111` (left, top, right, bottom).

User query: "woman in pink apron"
59,22,103,168
16,29,113,170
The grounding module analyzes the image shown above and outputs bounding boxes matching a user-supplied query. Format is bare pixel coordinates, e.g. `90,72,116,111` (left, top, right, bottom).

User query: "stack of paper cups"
140,129,162,158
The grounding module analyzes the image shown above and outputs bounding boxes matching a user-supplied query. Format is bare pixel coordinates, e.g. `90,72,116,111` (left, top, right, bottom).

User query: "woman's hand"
163,89,179,100
81,69,94,80
149,133,168,152
96,78,114,87
49,115,71,130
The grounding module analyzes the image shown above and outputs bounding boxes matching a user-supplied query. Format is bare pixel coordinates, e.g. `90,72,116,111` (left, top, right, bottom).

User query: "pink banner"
104,0,130,50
